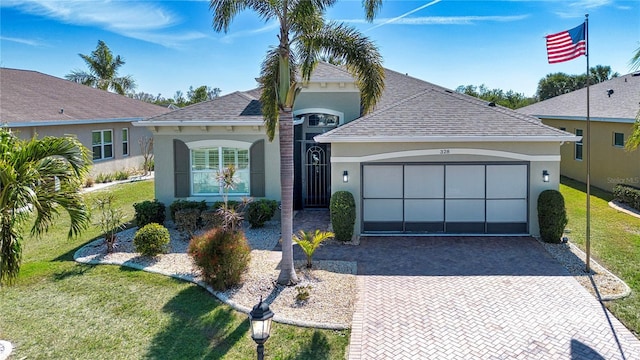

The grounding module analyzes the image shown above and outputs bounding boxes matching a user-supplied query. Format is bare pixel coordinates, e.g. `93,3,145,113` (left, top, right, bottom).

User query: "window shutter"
174,139,190,197
250,139,265,197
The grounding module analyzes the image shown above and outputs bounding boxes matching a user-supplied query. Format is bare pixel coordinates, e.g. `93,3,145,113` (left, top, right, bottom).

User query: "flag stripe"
545,23,586,64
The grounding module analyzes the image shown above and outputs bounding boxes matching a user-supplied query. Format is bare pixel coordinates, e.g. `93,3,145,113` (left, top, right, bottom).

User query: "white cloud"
219,21,279,43
344,15,530,26
2,0,207,48
0,36,45,47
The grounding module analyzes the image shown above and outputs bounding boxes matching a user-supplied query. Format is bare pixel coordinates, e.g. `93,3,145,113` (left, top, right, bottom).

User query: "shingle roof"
302,62,355,82
0,68,170,124
316,69,574,142
518,72,640,121
142,91,264,124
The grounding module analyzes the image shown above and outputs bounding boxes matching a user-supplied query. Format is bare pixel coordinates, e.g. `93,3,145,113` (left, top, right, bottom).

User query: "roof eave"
528,115,636,124
134,120,265,127
6,117,146,127
314,135,581,143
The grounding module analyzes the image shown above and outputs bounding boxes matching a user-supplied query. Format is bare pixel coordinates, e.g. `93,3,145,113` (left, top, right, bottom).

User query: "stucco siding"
294,91,361,124
329,141,562,237
542,118,639,191
9,122,152,175
149,127,281,205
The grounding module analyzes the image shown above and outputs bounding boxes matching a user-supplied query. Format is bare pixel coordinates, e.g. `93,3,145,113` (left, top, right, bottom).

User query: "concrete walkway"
288,215,640,359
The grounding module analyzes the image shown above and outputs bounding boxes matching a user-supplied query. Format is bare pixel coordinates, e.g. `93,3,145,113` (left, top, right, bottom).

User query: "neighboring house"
0,68,170,175
135,63,577,237
519,72,640,192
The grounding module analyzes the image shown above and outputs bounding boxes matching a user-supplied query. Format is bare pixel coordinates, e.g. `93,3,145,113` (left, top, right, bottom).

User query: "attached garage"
362,163,529,234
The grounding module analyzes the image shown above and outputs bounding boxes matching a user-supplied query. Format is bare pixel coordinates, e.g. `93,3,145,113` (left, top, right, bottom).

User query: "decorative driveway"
302,236,640,359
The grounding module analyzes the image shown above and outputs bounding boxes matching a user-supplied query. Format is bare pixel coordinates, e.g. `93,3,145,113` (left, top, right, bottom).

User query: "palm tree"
66,40,136,95
210,0,385,285
0,129,92,285
293,229,334,268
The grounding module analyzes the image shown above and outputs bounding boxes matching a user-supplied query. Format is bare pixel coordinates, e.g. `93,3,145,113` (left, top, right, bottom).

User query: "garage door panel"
363,199,403,221
404,199,444,221
445,199,485,221
487,165,527,198
486,199,527,222
404,165,444,198
363,165,403,198
446,165,485,198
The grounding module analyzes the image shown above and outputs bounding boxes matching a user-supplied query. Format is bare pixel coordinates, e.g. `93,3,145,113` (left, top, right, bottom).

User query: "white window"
613,132,624,147
575,129,583,160
122,128,129,156
191,147,250,195
92,130,113,160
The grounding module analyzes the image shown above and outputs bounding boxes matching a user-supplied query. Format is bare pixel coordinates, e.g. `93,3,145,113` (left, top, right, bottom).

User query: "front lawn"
560,177,640,337
0,180,348,359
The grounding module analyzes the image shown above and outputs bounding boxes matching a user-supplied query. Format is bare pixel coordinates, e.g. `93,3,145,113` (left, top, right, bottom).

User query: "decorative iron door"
304,144,330,207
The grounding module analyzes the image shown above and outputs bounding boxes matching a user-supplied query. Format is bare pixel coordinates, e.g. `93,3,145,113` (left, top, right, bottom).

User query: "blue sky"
1,0,638,99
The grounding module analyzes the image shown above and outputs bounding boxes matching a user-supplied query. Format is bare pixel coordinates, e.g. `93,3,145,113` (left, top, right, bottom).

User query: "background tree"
66,40,136,95
455,84,536,109
0,129,92,285
187,85,221,104
536,65,619,101
210,0,385,285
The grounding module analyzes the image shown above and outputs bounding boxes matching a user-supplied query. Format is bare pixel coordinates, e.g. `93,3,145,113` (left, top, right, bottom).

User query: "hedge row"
613,184,640,212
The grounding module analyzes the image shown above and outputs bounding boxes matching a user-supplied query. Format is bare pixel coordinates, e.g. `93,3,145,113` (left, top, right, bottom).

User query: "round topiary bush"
330,191,356,242
537,189,568,243
134,223,170,256
188,228,251,291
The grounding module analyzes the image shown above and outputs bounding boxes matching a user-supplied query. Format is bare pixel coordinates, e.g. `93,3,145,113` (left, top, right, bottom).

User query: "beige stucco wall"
9,122,152,175
542,118,639,192
150,126,281,205
328,141,563,237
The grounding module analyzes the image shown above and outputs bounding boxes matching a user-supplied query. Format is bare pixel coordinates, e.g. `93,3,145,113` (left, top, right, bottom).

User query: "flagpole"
585,13,591,273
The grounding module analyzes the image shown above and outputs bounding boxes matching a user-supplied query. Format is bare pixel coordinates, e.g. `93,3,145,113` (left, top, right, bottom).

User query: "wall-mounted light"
543,170,550,183
343,170,349,183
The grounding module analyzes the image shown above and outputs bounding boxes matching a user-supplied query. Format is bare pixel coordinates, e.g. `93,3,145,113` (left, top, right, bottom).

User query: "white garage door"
362,163,529,234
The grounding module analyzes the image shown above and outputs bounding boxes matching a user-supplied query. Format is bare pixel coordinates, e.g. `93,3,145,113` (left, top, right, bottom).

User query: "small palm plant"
293,230,334,269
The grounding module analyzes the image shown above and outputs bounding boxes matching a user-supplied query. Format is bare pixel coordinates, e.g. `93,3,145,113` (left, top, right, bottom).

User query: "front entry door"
303,143,330,207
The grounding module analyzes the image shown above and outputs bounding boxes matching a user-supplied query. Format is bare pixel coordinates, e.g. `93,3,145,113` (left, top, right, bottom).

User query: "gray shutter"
250,139,265,197
174,139,190,198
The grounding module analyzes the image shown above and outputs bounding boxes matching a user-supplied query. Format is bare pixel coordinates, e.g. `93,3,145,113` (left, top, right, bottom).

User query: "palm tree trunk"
277,108,299,285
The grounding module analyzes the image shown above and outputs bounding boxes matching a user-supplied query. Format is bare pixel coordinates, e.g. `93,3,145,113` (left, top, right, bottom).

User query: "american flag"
546,23,586,64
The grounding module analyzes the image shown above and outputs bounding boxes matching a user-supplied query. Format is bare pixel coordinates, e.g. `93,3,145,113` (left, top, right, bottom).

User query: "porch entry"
303,142,330,207
362,162,529,234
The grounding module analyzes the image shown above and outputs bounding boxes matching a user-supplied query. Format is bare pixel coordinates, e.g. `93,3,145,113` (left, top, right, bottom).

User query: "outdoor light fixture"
543,170,550,183
343,170,349,183
249,297,274,360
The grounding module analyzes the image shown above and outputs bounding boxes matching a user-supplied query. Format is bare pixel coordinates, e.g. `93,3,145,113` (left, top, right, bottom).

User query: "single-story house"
0,68,170,175
135,63,578,237
519,72,640,192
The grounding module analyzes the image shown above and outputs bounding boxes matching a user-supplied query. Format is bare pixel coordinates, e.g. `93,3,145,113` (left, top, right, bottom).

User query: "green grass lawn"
560,177,640,337
0,180,349,359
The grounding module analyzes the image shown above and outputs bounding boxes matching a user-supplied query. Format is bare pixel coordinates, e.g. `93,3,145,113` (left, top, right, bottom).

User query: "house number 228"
440,149,450,155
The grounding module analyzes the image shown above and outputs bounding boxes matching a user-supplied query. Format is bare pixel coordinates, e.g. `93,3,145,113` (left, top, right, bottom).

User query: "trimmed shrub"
330,191,356,242
134,223,170,256
188,228,251,291
133,199,166,227
537,189,568,243
613,184,640,211
200,209,222,229
175,208,201,235
212,200,240,210
169,200,207,221
246,199,278,228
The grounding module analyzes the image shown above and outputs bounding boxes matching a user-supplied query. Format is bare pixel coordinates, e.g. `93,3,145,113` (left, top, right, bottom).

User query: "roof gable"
518,72,640,121
0,68,170,124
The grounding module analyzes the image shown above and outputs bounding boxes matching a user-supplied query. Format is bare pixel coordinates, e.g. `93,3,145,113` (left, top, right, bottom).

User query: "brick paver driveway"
304,236,640,359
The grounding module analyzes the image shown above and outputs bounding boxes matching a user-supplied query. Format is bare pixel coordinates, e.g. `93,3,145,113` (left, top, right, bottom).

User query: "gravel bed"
74,221,357,329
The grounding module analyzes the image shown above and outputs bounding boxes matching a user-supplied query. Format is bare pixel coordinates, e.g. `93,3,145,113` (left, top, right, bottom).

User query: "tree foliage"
209,0,385,285
128,85,221,107
0,129,92,284
455,84,536,109
66,40,136,95
536,65,619,101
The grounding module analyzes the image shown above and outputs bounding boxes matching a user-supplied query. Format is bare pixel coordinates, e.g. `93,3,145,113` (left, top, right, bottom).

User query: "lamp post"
249,298,274,360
